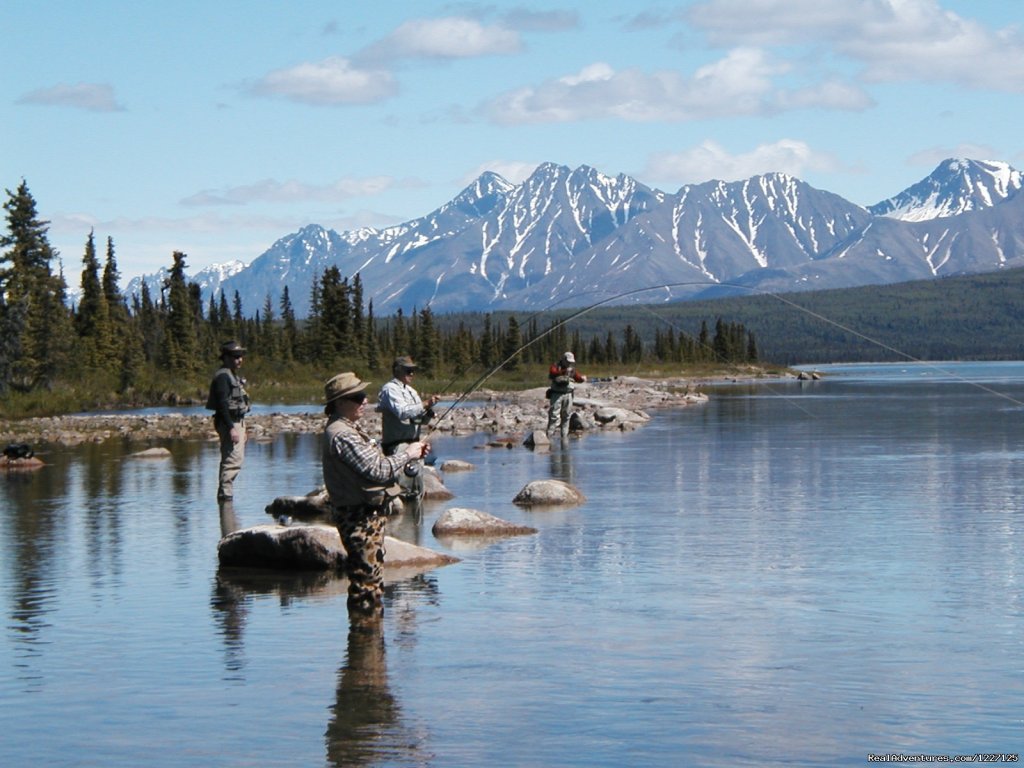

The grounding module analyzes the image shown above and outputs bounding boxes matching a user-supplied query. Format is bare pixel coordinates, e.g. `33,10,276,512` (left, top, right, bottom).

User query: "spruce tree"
76,230,115,367
163,251,198,374
501,315,521,371
0,180,72,390
279,286,296,361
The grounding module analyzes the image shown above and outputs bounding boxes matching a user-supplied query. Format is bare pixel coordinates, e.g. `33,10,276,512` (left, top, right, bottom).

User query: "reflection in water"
325,583,435,767
325,615,404,767
548,441,576,484
218,499,241,537
3,457,72,688
210,568,342,677
210,571,250,676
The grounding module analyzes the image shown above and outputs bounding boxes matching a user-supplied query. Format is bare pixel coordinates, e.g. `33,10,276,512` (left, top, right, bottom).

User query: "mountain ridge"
125,158,1024,317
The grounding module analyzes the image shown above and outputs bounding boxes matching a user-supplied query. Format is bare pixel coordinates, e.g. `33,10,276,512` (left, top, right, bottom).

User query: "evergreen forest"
0,181,757,416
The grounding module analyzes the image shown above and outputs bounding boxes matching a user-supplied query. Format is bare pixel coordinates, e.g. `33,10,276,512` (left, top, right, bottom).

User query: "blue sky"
4,0,1023,282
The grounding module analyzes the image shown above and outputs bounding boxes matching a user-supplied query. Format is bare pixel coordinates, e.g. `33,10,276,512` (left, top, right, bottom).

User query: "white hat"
562,351,575,364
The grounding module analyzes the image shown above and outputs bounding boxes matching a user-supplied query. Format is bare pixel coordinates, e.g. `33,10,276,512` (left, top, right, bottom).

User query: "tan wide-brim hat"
324,372,369,404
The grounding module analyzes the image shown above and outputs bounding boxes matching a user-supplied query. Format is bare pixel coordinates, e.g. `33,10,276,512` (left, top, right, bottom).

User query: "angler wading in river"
207,341,250,502
376,356,439,503
321,372,429,620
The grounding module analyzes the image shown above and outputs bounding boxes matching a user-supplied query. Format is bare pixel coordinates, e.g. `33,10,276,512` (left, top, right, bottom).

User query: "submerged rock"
0,456,45,471
128,447,172,459
513,479,586,507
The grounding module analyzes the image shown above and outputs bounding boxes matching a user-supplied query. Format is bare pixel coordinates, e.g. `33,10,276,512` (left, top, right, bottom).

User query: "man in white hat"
322,372,429,618
546,351,586,439
206,340,250,501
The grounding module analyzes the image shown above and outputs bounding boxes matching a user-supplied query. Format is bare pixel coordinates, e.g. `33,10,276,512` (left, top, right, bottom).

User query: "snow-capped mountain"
125,260,247,307
127,158,1024,316
869,159,1023,221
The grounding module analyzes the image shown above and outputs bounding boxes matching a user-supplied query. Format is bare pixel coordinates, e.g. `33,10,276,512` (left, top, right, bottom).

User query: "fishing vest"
550,365,577,394
206,367,250,421
322,417,400,509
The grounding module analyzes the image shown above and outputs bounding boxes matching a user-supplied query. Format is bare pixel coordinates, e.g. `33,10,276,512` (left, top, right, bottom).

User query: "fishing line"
630,301,820,419
429,279,1024,428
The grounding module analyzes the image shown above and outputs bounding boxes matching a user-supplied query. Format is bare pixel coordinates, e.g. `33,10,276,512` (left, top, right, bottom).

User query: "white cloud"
459,160,538,186
641,139,842,187
687,0,866,45
483,50,871,124
357,17,521,64
908,143,1001,168
500,8,579,33
250,56,397,105
17,83,124,112
180,176,407,207
688,0,1024,92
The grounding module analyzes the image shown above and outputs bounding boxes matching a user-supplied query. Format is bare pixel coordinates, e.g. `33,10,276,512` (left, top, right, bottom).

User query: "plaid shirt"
327,417,410,485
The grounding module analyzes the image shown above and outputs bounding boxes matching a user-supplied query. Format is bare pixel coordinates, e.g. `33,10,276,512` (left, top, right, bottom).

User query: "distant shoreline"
0,372,789,448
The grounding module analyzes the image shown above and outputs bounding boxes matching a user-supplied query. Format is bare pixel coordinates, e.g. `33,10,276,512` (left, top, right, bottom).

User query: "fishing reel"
403,461,421,478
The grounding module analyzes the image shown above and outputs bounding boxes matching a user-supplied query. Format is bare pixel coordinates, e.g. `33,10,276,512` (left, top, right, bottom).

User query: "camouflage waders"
333,505,388,615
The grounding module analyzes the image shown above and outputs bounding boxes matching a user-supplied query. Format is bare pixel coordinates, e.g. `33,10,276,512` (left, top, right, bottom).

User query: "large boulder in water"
592,406,649,429
217,524,458,571
432,507,537,537
513,479,586,507
422,465,454,500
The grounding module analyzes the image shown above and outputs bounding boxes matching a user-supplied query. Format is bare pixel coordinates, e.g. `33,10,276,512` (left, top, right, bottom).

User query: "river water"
2,362,1022,767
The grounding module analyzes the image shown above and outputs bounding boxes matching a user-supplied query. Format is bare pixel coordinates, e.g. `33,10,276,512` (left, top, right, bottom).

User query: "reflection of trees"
210,568,339,676
210,572,250,676
2,456,72,688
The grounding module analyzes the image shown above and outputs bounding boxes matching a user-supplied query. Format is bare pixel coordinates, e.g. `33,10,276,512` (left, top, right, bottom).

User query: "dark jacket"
206,367,250,424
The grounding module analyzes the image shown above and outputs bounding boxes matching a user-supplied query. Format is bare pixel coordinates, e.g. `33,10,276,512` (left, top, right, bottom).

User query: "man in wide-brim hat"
206,340,251,501
322,372,429,618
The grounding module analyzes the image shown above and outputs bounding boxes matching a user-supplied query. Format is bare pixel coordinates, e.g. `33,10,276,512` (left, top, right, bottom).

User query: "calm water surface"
2,361,1022,767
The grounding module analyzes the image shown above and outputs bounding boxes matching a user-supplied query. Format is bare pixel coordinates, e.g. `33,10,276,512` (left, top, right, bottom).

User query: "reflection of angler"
325,617,424,767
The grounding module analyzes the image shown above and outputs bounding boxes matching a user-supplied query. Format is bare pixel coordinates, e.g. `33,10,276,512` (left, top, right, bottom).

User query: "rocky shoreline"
0,374,758,448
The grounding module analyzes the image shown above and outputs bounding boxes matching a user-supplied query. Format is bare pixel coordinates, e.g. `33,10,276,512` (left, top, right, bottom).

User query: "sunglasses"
342,392,368,404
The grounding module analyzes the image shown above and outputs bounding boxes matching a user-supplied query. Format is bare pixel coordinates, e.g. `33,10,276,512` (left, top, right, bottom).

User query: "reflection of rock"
0,456,45,471
432,507,537,537
217,524,459,572
513,479,586,507
128,447,172,459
